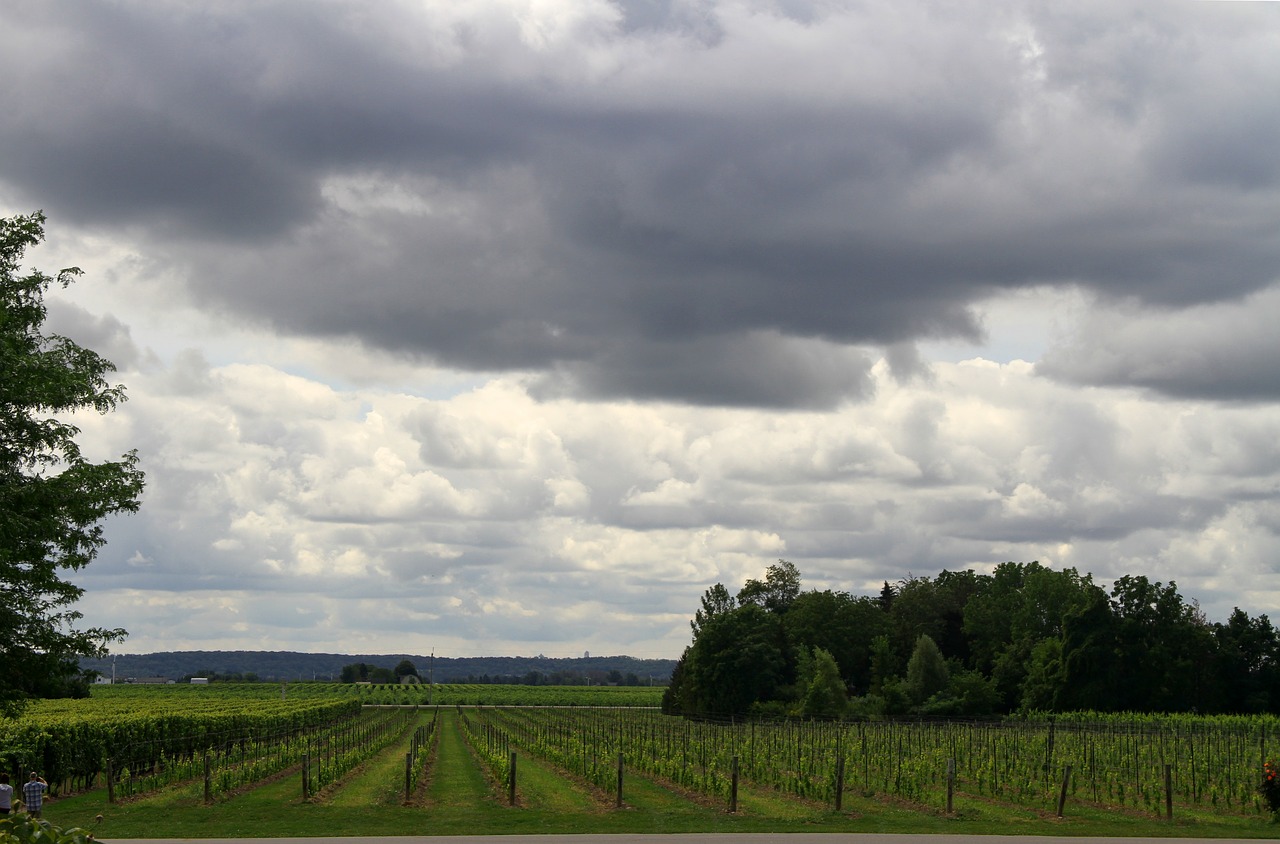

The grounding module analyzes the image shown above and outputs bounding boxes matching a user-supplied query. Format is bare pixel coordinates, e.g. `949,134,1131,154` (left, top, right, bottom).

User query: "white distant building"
190,677,209,684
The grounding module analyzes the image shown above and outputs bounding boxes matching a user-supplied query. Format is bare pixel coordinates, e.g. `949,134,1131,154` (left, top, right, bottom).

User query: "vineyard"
3,684,1278,838
462,706,1280,816
282,681,664,707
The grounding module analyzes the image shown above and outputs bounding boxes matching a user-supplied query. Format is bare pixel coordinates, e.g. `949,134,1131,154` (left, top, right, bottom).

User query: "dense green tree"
784,589,887,694
0,212,145,714
737,559,801,614
1019,637,1066,711
660,648,691,715
796,646,846,718
1106,575,1215,712
890,570,983,667
394,660,419,680
914,668,1002,717
682,604,787,716
339,661,398,683
904,634,949,704
1056,589,1123,711
368,666,396,684
878,580,897,612
1212,609,1280,712
961,562,1025,673
942,669,1002,716
963,562,1098,709
672,560,1280,718
867,634,896,697
692,582,735,635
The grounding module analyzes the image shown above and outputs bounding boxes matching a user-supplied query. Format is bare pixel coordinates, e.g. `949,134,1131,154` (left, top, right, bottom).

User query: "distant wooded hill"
79,651,676,684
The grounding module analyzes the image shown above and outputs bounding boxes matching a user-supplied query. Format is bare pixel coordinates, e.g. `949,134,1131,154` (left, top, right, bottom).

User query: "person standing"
22,772,46,817
0,773,12,814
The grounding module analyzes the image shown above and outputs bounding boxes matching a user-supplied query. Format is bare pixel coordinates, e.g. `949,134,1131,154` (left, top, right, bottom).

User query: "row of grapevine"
467,706,731,799
88,707,434,804
479,706,619,794
403,714,439,799
16,685,1280,822
0,696,361,793
460,707,1280,818
107,706,415,802
303,707,419,796
456,707,513,791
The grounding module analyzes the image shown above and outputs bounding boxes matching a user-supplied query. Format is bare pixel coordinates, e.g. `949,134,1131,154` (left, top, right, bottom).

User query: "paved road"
103,836,1268,844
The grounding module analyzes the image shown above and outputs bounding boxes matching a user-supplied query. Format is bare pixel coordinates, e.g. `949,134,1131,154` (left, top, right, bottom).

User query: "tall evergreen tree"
905,634,949,704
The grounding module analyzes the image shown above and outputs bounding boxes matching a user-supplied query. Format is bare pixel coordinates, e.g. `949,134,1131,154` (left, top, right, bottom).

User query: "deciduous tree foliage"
796,646,846,718
736,559,801,613
904,634,949,704
785,589,887,694
339,662,396,683
0,212,144,713
665,559,1280,718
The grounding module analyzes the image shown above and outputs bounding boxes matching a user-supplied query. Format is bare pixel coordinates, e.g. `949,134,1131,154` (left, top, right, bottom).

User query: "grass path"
324,713,426,808
422,709,502,813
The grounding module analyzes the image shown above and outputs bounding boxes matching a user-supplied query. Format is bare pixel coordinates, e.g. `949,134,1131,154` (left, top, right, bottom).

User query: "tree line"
662,560,1280,718
456,670,649,686
340,660,422,683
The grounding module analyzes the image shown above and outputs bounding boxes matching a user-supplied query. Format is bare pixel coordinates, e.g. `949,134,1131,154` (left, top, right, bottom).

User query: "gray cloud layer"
4,0,1278,407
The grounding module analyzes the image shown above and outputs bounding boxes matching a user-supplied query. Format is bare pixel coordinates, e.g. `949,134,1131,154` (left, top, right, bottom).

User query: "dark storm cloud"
531,332,875,408
1037,286,1280,401
3,0,1279,405
4,109,316,240
44,300,143,372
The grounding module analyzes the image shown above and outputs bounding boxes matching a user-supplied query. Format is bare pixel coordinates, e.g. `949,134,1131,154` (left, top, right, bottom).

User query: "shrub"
1260,760,1280,816
0,814,94,844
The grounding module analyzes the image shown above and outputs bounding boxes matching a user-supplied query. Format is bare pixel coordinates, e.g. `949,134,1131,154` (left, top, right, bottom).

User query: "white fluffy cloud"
59,341,1280,657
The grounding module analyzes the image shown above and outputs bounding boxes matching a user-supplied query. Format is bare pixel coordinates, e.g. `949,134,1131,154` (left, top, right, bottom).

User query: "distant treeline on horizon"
79,650,677,684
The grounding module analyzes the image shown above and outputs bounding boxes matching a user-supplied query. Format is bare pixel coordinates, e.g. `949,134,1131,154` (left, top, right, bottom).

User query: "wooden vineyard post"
508,752,517,806
405,752,412,803
834,756,845,811
1164,763,1173,820
1056,765,1072,818
203,753,212,803
302,752,310,799
106,759,114,804
616,753,624,808
946,758,955,814
729,755,739,813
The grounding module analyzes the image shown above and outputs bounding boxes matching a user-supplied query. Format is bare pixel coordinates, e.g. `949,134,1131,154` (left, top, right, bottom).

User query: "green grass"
40,709,1280,839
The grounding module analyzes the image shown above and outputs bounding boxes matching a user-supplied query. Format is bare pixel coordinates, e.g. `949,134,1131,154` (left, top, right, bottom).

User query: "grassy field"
39,707,1280,840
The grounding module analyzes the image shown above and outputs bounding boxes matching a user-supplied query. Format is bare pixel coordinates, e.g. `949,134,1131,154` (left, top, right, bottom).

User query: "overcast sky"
3,0,1279,660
